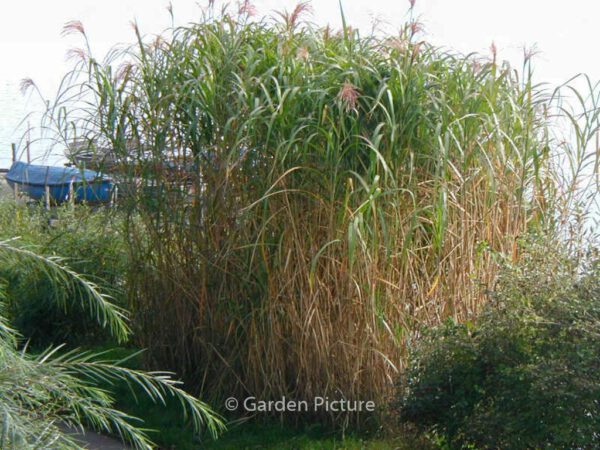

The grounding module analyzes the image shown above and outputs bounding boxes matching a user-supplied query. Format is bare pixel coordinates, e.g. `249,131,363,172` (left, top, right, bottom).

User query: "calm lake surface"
0,80,64,170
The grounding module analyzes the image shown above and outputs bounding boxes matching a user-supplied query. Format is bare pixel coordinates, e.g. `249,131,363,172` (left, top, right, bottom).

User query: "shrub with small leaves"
395,238,600,449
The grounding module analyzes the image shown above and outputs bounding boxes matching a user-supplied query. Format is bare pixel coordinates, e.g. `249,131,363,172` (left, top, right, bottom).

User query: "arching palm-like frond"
0,240,224,449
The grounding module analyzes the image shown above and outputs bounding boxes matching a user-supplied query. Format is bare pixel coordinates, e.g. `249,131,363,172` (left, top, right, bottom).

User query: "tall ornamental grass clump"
44,3,571,424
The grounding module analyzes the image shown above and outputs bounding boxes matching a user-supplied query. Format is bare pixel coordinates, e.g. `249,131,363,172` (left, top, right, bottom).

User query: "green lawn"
202,424,416,450
89,347,431,449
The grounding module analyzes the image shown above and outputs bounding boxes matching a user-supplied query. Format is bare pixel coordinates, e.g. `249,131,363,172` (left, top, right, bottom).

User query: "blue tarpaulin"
6,161,107,186
5,162,113,203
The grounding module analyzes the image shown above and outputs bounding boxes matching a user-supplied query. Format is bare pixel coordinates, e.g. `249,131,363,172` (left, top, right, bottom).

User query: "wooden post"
69,178,75,207
11,143,17,200
26,121,31,163
44,166,50,210
110,184,118,207
45,185,50,210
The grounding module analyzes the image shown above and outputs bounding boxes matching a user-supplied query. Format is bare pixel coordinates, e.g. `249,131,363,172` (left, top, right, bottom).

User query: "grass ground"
96,347,430,449
201,424,418,450
114,394,420,449
0,178,13,200
111,385,424,449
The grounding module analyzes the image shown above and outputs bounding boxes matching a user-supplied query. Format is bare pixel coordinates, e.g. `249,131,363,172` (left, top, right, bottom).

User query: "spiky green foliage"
0,203,127,346
0,239,224,449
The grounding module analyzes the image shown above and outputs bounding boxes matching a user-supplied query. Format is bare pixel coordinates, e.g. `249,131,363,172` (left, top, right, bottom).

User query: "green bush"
0,202,127,346
395,239,600,449
0,238,224,449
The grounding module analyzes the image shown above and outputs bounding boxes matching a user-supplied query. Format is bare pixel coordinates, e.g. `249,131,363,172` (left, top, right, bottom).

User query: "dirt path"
73,431,131,449
60,426,132,450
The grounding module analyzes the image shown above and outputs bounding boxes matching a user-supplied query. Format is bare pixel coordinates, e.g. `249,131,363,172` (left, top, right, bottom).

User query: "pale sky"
1,0,598,94
0,0,598,166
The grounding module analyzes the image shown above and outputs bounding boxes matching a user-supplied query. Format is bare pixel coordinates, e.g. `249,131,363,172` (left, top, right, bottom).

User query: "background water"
0,81,64,170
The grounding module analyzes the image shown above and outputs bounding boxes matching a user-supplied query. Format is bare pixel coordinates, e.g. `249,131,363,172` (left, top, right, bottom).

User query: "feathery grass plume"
62,20,86,37
39,5,599,428
278,1,312,30
18,78,35,95
490,40,497,63
65,47,88,63
338,81,359,111
238,0,257,17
